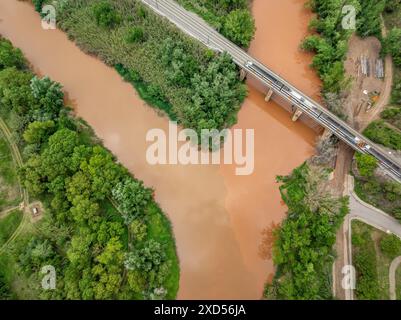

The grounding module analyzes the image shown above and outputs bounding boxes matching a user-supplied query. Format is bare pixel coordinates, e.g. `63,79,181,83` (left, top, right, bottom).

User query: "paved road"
348,190,401,238
341,175,401,300
141,0,401,183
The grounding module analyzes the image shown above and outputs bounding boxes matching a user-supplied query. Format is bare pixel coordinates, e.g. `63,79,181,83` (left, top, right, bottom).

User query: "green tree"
222,9,255,47
92,237,124,299
385,0,401,12
32,0,45,12
355,153,378,177
30,76,64,120
40,128,79,181
112,178,152,224
0,272,12,299
81,146,124,200
380,234,401,258
70,195,99,224
357,0,386,38
0,67,35,116
184,53,247,134
93,1,120,29
161,38,199,87
125,240,165,273
23,120,55,144
20,155,46,196
130,219,148,242
383,28,401,68
0,38,26,70
126,27,145,44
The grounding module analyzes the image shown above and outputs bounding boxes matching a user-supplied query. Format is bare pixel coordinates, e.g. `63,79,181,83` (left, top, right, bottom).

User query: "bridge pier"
239,69,247,81
264,88,274,102
292,108,303,122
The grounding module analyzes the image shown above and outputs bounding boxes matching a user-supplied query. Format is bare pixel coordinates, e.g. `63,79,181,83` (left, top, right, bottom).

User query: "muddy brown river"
0,0,320,299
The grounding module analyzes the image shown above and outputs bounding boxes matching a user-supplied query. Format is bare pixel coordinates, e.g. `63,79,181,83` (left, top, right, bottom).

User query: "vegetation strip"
265,163,349,299
36,0,247,136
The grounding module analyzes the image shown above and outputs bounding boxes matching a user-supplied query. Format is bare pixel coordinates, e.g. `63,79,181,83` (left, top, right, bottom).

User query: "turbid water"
0,0,320,299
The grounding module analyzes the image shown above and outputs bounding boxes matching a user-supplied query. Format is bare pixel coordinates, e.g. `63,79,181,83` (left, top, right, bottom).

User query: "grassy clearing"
352,220,401,300
0,210,23,248
0,132,21,211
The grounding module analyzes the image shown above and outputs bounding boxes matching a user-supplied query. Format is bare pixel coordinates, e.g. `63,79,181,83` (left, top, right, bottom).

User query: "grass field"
0,131,22,211
0,212,44,299
352,220,401,300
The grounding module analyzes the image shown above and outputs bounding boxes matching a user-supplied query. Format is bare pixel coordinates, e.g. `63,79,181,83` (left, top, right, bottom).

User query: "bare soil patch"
343,35,390,130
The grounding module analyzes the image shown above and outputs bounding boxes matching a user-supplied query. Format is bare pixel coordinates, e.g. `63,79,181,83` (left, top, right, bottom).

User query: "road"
141,0,401,183
339,175,401,300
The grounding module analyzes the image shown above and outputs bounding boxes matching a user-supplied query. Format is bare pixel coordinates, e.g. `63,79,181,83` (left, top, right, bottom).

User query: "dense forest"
0,36,179,300
35,0,247,137
264,163,349,299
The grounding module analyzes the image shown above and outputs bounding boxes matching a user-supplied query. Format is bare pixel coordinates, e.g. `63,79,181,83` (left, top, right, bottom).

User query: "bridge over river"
141,0,401,183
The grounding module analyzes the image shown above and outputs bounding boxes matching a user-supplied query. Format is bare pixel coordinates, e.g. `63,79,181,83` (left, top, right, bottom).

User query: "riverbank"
0,35,179,299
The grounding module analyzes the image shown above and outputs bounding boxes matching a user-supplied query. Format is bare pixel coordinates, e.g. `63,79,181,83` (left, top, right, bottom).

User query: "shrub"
380,234,401,258
92,1,120,28
126,27,145,44
222,9,255,48
32,0,45,13
357,0,386,38
385,0,401,13
112,178,153,224
383,28,401,67
355,153,378,177
0,38,26,70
